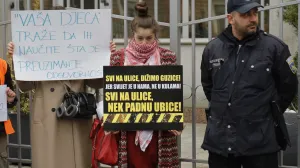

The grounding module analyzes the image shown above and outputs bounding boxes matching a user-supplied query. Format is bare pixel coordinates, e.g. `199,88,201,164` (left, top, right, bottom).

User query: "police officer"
200,0,298,167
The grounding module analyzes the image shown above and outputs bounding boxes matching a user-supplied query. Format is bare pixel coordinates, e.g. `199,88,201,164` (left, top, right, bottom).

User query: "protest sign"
0,86,7,122
103,65,184,131
11,9,111,81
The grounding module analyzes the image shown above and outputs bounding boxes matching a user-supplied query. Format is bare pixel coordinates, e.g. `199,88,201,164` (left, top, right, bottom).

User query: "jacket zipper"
237,45,242,54
235,45,242,69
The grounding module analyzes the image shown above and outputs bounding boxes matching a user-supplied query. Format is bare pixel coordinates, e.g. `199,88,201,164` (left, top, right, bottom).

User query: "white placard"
0,86,8,122
11,9,111,81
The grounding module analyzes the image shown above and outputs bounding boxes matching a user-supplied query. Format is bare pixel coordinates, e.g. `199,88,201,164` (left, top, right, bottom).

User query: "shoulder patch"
286,55,297,74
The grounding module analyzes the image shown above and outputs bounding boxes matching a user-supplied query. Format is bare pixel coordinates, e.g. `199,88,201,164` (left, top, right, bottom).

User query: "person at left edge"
0,57,18,166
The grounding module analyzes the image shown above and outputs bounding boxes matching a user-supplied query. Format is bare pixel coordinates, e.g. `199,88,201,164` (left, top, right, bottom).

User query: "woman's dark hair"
131,1,160,36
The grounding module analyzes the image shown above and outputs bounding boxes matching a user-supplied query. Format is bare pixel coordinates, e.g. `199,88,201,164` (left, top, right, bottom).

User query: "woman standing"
7,6,103,168
109,2,181,168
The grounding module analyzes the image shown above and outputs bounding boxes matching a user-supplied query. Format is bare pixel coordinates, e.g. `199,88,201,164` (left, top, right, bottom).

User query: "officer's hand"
7,42,14,57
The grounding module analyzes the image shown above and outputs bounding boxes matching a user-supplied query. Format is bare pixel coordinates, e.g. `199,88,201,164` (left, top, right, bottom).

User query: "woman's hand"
6,87,16,103
104,131,120,135
168,130,182,136
101,121,119,135
168,124,185,136
110,41,116,53
7,42,14,57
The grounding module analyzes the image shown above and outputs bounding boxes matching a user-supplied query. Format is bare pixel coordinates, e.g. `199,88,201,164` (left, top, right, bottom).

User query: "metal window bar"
80,0,84,9
124,0,128,47
95,0,98,9
67,0,71,8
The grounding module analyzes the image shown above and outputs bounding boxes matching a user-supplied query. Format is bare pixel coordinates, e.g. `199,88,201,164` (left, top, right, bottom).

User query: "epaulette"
262,31,286,46
204,37,220,47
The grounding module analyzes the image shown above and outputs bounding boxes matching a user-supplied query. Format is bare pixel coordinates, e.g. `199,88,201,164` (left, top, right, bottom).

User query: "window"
112,0,171,39
58,0,269,40
187,0,226,38
213,4,226,37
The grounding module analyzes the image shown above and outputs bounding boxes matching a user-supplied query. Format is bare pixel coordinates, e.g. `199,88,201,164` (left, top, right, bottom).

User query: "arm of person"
85,78,104,90
201,47,213,102
5,63,18,108
273,44,298,112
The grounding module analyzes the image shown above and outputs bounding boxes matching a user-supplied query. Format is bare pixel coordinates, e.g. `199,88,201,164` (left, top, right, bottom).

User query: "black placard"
103,65,183,131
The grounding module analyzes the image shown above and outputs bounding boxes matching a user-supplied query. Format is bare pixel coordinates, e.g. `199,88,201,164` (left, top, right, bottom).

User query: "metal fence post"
1,0,7,60
297,3,300,168
191,0,197,167
169,0,181,65
170,1,181,167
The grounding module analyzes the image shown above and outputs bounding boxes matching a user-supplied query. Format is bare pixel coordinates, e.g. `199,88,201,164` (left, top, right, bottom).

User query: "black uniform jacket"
200,25,298,157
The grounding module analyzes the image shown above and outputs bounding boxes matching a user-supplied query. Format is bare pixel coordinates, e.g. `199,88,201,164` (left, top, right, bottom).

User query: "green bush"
7,56,32,114
283,5,298,111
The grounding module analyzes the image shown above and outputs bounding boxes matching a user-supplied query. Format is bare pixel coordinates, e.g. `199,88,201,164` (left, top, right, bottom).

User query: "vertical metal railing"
169,0,181,64
191,0,197,167
169,2,181,168
297,2,300,168
124,0,128,47
208,0,212,40
1,1,8,167
260,0,265,30
278,0,284,166
1,0,7,60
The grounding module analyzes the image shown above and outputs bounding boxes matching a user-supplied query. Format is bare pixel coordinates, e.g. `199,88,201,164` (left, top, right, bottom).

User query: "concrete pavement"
9,123,209,168
180,123,209,168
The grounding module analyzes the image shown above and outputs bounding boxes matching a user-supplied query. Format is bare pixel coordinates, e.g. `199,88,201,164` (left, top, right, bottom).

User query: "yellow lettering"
105,92,110,101
124,102,152,112
120,92,130,101
131,92,153,101
160,75,181,81
108,103,113,112
116,75,123,81
140,74,160,81
108,102,123,112
105,92,118,101
154,102,182,112
125,102,131,112
105,75,115,82
123,75,140,82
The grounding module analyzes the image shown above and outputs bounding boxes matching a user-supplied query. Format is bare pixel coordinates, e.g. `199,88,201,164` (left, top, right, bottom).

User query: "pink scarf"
125,39,160,65
124,39,161,152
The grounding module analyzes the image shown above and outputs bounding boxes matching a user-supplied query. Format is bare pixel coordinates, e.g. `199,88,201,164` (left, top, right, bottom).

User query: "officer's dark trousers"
208,152,278,168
